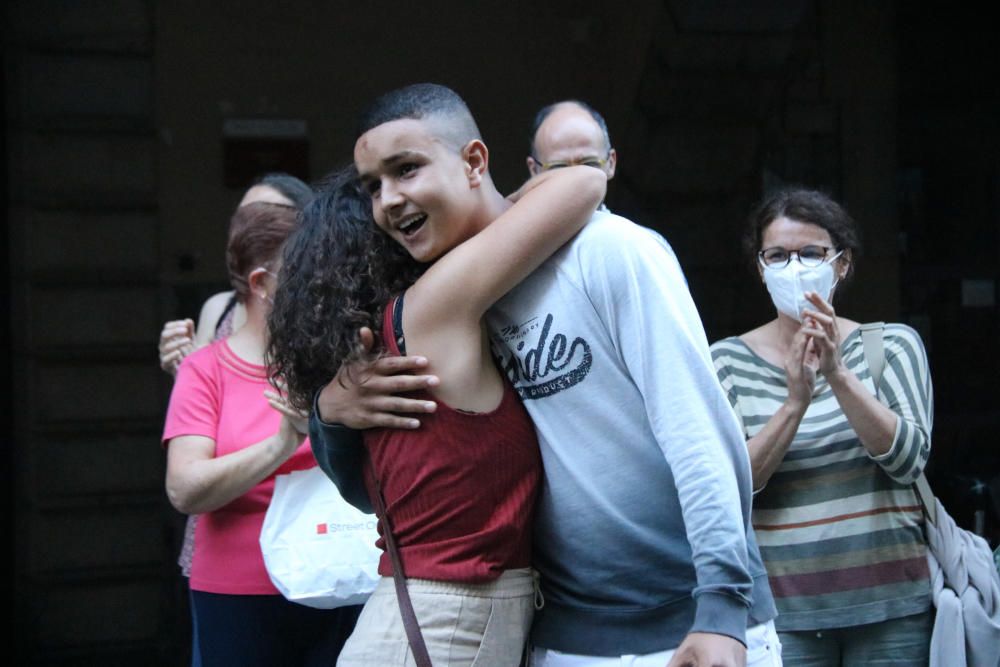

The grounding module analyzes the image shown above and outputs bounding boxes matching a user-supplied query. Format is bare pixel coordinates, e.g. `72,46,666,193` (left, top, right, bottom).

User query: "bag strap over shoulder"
859,322,887,399
913,474,937,526
858,321,937,525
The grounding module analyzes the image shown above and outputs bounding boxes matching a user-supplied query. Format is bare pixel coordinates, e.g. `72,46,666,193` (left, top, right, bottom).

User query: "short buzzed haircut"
356,83,482,152
529,100,612,158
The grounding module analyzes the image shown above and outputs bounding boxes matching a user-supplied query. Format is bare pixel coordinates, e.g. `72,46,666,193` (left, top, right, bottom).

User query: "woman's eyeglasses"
758,245,841,269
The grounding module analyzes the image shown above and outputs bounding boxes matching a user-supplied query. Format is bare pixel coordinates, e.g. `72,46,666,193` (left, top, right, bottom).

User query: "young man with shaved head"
309,83,779,667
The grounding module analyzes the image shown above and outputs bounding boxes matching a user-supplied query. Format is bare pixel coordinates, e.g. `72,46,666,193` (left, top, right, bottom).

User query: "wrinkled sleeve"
308,391,373,513
583,224,754,644
868,324,933,484
163,350,220,446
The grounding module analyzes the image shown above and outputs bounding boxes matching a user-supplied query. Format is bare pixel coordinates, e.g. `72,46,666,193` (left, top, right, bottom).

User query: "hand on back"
266,389,309,456
315,327,439,430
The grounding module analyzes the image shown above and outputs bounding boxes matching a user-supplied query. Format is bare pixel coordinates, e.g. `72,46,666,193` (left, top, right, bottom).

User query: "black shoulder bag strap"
859,322,936,525
214,292,238,334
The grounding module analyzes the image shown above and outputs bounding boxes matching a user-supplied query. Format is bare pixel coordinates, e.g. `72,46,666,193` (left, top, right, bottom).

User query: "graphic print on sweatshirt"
490,312,592,400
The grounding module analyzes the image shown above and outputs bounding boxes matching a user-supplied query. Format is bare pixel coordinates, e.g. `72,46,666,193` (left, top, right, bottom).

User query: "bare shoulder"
399,283,481,366
200,290,235,313
397,288,501,412
194,291,236,345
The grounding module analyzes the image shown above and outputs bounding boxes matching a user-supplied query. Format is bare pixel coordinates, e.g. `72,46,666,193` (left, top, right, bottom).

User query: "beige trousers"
337,568,536,667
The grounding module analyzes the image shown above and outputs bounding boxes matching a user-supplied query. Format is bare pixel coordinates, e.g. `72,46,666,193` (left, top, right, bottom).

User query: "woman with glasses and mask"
710,188,934,666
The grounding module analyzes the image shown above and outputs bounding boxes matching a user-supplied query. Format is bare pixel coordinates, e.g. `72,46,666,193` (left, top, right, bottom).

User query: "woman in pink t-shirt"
162,201,359,666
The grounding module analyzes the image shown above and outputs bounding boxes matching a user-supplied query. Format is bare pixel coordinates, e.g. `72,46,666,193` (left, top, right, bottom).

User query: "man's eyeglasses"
758,245,842,269
532,154,611,172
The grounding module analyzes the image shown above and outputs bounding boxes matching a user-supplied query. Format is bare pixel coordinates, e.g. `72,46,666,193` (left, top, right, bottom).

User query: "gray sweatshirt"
311,210,776,656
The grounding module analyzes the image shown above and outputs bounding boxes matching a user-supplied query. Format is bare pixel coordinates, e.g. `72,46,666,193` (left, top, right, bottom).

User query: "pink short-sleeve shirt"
163,339,315,594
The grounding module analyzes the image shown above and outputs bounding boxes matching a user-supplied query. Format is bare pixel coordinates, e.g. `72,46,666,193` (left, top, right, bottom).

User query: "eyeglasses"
758,245,842,269
532,154,611,172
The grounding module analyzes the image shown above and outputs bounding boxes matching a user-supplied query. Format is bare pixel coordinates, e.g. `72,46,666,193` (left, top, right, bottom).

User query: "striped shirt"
710,323,933,631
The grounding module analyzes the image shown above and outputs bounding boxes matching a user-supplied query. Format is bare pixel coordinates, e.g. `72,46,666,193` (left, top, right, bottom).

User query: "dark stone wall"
895,2,1000,540
7,1,998,663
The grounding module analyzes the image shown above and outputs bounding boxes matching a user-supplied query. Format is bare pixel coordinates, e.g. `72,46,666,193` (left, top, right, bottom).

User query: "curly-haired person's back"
266,167,422,411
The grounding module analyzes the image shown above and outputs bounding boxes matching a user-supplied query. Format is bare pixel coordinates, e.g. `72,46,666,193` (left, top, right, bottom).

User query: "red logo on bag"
316,523,327,535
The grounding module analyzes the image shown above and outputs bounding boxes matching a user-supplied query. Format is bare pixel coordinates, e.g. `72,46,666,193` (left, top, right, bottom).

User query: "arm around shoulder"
408,165,606,328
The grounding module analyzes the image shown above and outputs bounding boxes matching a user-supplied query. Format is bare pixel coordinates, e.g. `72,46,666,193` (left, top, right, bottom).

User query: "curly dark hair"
266,166,424,410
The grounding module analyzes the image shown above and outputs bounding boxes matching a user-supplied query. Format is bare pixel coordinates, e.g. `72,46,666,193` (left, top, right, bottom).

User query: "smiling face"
354,118,483,263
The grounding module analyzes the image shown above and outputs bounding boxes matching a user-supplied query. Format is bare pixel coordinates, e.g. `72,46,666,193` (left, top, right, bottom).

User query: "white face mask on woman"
761,253,841,321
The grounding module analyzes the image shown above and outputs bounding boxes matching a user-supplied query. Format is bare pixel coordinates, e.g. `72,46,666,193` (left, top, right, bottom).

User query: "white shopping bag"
260,466,381,609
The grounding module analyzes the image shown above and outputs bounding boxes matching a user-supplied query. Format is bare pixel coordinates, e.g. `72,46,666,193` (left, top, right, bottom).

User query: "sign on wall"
222,118,309,187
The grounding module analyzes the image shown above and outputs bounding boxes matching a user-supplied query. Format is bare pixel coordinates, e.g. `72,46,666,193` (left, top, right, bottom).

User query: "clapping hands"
784,291,845,406
159,319,195,375
800,291,845,378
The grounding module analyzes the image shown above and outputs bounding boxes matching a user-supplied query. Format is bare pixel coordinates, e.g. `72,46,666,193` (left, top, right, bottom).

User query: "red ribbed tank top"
363,296,541,583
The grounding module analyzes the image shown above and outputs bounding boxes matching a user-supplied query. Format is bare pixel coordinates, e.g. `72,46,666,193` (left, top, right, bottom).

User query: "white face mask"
761,257,840,321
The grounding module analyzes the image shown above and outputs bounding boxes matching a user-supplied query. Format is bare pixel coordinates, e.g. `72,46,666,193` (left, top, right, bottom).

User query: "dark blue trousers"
190,590,361,667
